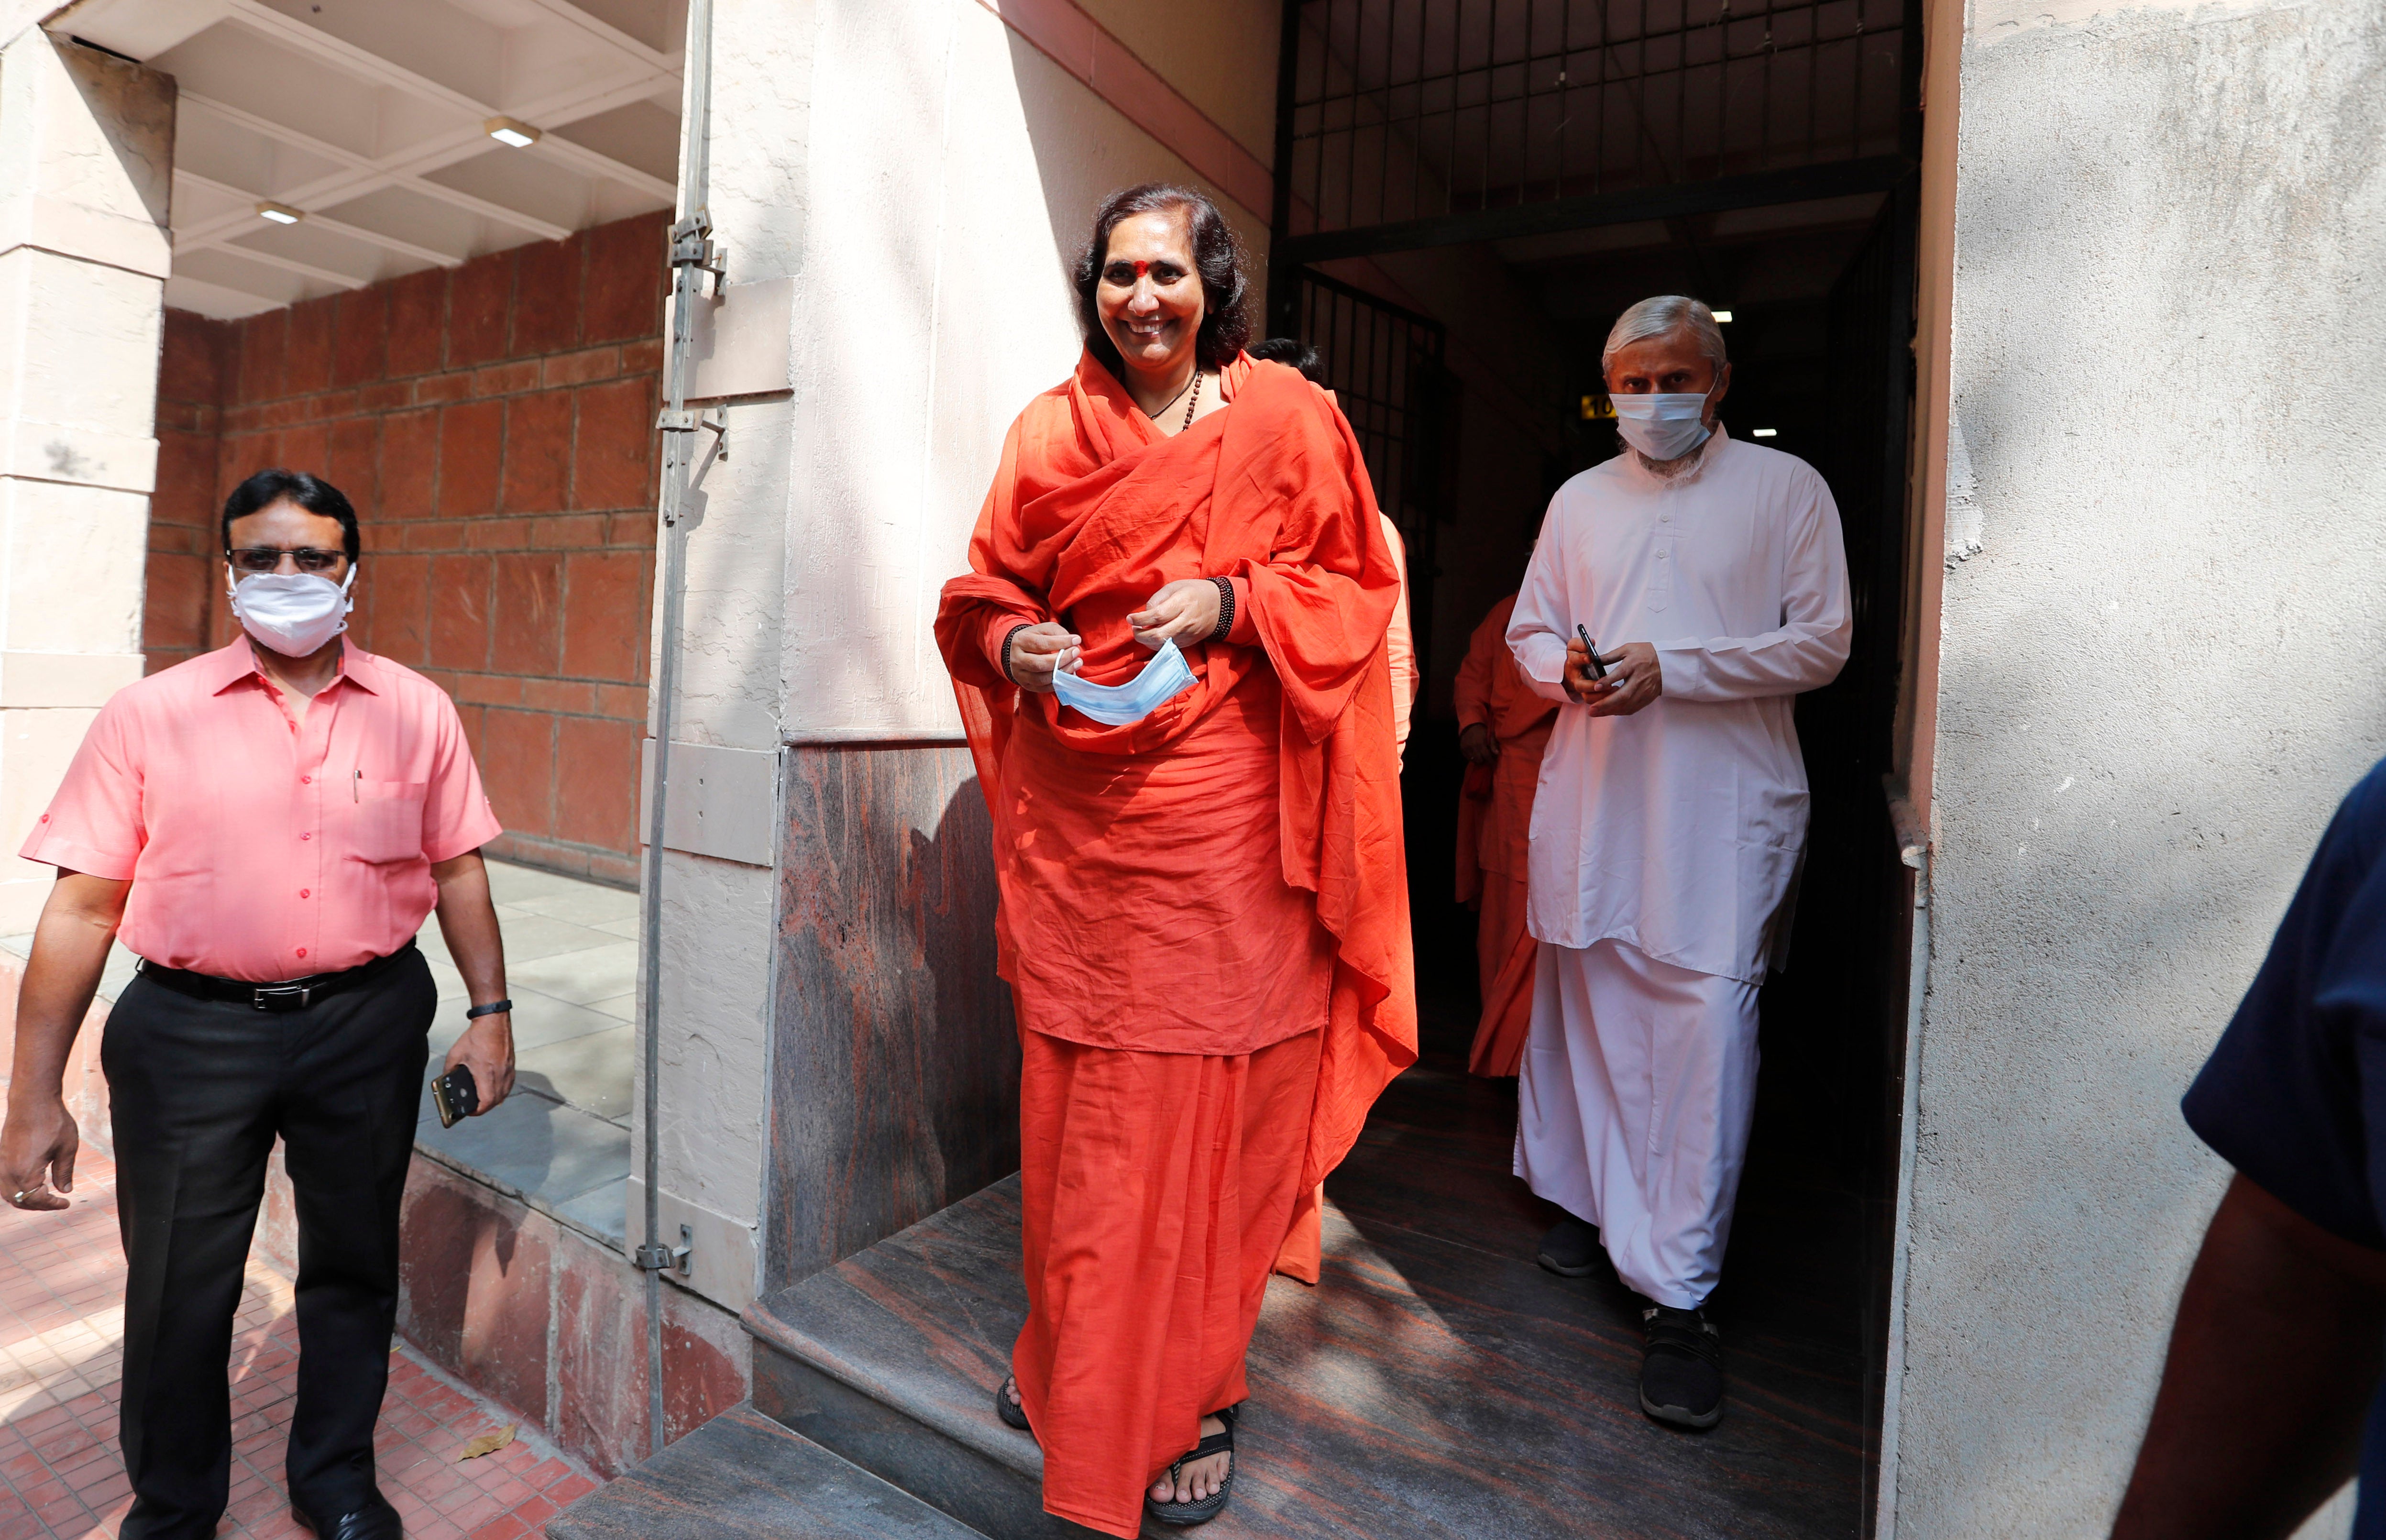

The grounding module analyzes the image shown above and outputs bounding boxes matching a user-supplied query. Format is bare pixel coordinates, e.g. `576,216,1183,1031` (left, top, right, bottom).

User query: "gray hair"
1601,295,1728,374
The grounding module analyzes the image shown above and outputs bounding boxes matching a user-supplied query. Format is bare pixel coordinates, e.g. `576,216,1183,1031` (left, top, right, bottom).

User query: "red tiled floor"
0,1151,599,1539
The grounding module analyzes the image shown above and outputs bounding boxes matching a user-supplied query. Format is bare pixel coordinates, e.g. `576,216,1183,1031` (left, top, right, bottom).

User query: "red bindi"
1133,260,1149,277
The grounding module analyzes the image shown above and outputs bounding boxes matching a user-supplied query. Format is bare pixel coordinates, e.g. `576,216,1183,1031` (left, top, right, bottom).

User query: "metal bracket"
655,404,727,464
669,212,727,296
634,1224,694,1276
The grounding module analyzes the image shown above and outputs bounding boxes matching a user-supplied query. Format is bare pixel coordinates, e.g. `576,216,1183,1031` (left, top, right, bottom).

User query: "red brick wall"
149,310,234,673
145,214,668,885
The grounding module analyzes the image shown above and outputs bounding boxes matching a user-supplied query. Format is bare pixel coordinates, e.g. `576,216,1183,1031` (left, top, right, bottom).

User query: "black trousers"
103,954,434,1540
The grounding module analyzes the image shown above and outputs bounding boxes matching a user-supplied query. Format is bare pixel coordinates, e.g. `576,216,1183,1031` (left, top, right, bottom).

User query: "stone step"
545,1401,987,1540
746,1178,1074,1539
744,1052,1865,1540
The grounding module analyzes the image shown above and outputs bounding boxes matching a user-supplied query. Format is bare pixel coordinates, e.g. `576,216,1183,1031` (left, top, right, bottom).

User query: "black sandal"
1144,1403,1239,1527
994,1375,1032,1433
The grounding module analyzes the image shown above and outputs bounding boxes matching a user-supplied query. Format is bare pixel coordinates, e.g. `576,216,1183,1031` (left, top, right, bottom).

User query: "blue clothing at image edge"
2184,755,2386,1534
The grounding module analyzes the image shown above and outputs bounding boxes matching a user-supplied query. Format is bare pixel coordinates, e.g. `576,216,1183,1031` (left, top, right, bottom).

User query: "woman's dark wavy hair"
1072,183,1252,378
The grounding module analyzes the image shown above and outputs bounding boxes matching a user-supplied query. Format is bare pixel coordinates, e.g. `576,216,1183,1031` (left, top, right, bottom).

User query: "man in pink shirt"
0,470,517,1540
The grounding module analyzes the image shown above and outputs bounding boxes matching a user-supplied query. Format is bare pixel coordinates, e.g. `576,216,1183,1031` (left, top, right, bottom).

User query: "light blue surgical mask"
1612,392,1713,461
1051,638,1197,726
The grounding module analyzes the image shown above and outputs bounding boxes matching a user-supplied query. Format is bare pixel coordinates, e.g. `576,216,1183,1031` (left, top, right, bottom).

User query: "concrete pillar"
621,0,808,1320
0,26,170,930
1885,0,2386,1534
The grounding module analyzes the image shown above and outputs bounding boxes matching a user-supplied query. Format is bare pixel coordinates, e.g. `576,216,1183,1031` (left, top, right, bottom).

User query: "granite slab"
508,941,642,1006
414,1088,631,1211
516,1024,633,1123
546,1401,985,1540
505,882,641,927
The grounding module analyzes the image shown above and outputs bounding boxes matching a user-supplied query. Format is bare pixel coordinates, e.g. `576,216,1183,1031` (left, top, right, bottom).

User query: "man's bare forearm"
2113,1174,2386,1539
429,850,516,1113
430,851,508,1005
8,875,128,1108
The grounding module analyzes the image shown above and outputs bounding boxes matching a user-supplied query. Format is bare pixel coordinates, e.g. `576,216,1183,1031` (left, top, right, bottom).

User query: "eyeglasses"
228,547,346,574
1100,259,1189,288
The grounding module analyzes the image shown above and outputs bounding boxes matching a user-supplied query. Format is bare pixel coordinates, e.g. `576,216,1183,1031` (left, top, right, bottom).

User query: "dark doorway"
1267,2,1923,1534
1291,269,1452,672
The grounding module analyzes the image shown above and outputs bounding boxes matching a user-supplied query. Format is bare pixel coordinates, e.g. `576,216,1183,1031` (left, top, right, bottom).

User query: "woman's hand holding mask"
1008,622,1080,693
1128,579,1222,649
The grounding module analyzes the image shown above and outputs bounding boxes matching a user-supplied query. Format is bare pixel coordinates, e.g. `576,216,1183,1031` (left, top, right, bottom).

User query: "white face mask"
1051,638,1197,726
228,567,355,658
1612,392,1714,462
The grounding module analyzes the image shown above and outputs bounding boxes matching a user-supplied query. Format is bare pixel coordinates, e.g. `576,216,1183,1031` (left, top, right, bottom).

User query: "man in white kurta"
1507,297,1850,1430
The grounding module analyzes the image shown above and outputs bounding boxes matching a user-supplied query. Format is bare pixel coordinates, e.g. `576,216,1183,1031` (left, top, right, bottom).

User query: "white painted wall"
0,26,169,931
780,0,1270,741
1888,0,2386,1532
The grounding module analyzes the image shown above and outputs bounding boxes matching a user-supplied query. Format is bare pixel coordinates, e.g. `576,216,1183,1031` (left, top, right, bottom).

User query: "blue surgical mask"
1612,392,1713,461
1051,639,1197,726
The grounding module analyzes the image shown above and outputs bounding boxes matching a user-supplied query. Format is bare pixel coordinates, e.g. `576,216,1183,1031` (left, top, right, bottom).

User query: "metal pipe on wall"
636,0,720,1461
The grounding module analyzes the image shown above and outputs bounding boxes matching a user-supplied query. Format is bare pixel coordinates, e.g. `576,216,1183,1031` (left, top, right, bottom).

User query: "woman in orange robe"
934,184,1415,1536
1453,592,1559,1076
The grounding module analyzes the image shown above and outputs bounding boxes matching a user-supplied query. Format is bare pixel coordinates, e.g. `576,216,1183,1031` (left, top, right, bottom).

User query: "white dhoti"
1513,937,1760,1309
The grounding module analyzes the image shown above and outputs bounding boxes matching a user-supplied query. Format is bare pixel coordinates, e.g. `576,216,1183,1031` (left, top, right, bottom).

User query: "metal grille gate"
1290,269,1451,674
1278,0,1909,239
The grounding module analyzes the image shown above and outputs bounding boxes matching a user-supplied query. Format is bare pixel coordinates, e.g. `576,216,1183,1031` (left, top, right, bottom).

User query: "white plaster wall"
0,27,167,929
1892,0,2386,1532
780,0,1271,740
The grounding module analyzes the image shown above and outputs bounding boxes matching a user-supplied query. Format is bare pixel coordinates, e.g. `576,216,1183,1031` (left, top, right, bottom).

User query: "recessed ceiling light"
255,201,303,224
484,116,541,148
1712,309,1734,323
1752,427,1778,438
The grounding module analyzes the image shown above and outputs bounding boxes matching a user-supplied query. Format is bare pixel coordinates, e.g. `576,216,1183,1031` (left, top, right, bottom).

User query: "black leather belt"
136,941,418,1012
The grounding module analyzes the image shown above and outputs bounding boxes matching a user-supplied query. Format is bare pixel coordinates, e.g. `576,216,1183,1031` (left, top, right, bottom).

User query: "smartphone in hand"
1575,624,1609,679
431,1064,479,1127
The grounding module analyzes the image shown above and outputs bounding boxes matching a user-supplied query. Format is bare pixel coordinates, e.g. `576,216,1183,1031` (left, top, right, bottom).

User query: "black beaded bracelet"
1001,623,1032,683
466,999,513,1019
1210,577,1235,642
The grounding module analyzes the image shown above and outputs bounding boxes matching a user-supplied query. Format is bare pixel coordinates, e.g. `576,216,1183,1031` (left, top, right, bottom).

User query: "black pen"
1576,624,1608,680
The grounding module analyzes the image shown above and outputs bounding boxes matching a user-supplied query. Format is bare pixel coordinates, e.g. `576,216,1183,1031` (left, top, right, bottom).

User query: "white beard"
1633,433,1710,480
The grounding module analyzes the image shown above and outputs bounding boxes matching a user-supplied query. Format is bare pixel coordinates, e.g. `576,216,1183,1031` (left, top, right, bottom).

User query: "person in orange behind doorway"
0,469,515,1540
1454,590,1557,1078
933,186,1416,1536
1507,296,1851,1433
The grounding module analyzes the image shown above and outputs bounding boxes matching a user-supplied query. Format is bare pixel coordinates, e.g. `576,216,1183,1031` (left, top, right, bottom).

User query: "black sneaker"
1536,1213,1602,1276
1639,1305,1724,1429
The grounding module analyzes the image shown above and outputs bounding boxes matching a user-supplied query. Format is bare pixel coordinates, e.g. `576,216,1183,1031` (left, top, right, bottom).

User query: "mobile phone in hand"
1575,624,1609,679
431,1065,479,1128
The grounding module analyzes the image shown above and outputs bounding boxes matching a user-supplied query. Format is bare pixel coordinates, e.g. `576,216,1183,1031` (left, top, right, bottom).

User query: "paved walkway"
0,1149,598,1540
0,857,640,1538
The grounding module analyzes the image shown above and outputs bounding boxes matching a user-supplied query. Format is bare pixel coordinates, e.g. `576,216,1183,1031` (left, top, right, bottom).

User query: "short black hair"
1246,337,1324,384
1072,183,1253,381
221,469,360,563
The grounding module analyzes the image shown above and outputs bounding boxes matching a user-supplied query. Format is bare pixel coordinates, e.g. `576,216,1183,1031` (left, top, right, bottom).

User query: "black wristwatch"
465,999,513,1019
